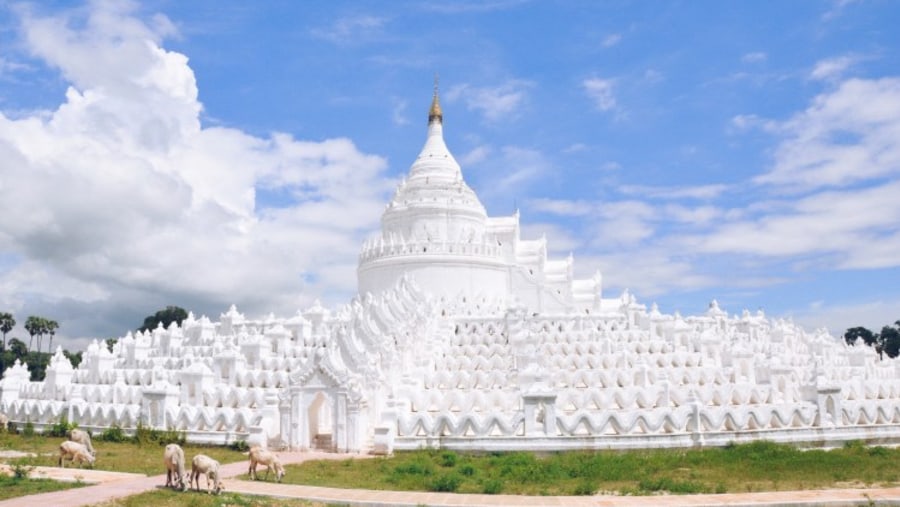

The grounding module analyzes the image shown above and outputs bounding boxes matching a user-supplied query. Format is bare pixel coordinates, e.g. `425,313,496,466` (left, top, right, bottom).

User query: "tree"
844,326,877,347
7,338,27,360
138,306,188,332
45,319,59,354
64,349,83,368
880,322,900,359
24,316,42,351
0,312,14,351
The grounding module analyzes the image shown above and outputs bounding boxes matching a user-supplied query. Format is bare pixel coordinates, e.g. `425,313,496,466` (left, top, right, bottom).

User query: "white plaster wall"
358,257,508,301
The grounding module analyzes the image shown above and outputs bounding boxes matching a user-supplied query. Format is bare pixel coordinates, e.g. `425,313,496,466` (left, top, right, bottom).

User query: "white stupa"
1,89,898,453
359,88,601,313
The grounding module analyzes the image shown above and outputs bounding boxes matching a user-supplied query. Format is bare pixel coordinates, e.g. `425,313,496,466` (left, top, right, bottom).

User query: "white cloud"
492,146,550,191
810,55,859,81
459,144,491,165
581,251,714,297
391,98,409,126
420,0,528,14
528,198,594,216
0,2,394,348
445,80,532,122
583,77,616,112
791,298,900,336
601,34,621,48
756,77,900,190
620,184,729,200
742,52,767,63
519,222,582,254
310,15,387,44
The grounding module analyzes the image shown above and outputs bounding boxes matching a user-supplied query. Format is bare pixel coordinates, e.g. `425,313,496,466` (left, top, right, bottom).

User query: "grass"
0,431,248,475
279,441,900,496
3,431,900,500
90,489,331,507
0,473,87,500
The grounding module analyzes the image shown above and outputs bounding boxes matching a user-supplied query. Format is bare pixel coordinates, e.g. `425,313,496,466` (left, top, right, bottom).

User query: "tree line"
844,320,900,359
0,311,81,381
0,306,188,381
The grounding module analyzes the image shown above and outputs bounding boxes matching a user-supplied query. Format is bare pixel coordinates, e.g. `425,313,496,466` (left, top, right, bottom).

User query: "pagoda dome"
380,86,487,244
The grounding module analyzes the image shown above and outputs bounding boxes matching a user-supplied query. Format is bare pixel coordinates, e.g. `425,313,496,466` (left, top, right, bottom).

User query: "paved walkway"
1,452,899,506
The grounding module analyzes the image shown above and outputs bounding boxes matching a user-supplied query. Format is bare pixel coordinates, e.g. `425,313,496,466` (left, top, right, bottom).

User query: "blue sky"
1,0,899,349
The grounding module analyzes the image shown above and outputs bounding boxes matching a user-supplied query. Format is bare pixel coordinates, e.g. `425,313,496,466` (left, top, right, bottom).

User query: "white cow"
190,454,223,495
163,443,187,490
248,446,286,482
67,428,95,456
58,441,95,468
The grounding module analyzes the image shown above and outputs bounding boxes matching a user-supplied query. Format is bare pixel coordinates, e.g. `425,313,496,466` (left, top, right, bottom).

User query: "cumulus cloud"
583,77,616,112
0,3,394,347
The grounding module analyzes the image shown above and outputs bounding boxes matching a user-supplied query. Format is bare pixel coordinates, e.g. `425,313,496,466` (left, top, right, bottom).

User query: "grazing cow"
190,454,223,495
163,443,187,491
248,446,286,482
58,441,95,468
67,428,95,456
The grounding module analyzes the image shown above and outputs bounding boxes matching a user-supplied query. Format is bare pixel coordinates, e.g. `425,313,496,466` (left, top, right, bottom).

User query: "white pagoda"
2,90,899,453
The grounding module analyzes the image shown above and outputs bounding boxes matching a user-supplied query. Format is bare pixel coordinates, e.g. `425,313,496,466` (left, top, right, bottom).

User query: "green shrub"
22,421,35,437
428,472,461,492
131,422,186,447
573,480,597,496
439,450,458,467
97,425,128,443
482,478,503,494
459,463,476,476
157,427,186,447
47,415,77,437
868,446,889,457
229,440,249,452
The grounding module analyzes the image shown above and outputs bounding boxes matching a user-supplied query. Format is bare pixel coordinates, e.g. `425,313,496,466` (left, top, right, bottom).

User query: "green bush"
439,450,457,467
482,478,503,494
573,480,597,496
428,472,461,492
131,422,186,447
47,416,77,437
22,421,35,437
97,425,128,443
229,440,249,452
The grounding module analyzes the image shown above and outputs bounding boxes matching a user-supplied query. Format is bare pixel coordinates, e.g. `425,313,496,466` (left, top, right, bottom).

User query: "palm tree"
24,316,41,351
0,312,14,351
45,319,59,354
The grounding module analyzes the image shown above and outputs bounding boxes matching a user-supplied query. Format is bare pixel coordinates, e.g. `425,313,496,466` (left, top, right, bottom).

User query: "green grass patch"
277,442,900,496
0,473,87,500
89,489,330,507
0,431,247,475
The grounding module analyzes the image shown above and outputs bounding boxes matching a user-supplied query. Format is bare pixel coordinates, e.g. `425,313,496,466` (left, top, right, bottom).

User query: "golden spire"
428,73,442,124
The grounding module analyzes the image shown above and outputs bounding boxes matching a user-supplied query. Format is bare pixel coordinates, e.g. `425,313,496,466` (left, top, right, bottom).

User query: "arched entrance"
279,368,369,453
308,391,334,451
